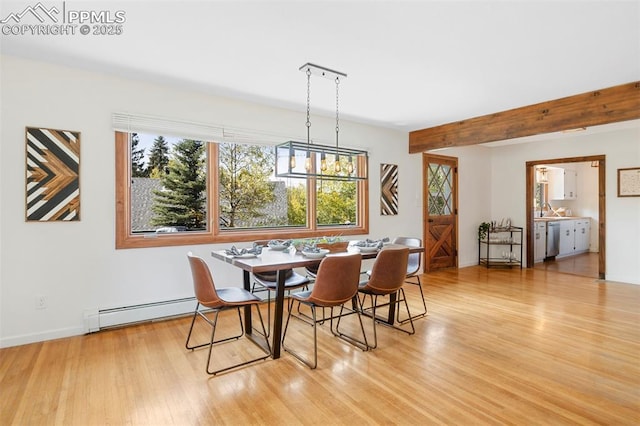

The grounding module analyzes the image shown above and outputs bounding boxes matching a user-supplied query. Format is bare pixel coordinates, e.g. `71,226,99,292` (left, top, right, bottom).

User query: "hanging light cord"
306,68,312,147
335,76,340,150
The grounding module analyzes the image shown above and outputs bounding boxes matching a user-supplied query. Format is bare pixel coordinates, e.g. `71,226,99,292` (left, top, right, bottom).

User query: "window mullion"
307,176,317,231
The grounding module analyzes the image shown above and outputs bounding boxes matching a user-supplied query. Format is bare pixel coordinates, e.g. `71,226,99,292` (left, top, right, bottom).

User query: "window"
427,163,453,215
116,132,368,249
534,183,549,216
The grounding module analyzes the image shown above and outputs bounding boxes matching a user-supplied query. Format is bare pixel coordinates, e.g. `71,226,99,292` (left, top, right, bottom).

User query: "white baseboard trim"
1,298,198,348
96,297,196,331
0,325,85,349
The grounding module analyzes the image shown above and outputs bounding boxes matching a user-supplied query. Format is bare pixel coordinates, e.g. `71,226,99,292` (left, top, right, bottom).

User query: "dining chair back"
188,253,223,308
306,253,363,306
363,246,410,295
185,252,271,375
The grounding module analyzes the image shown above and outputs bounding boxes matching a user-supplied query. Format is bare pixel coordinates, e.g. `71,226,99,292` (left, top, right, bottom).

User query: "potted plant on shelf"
478,222,491,241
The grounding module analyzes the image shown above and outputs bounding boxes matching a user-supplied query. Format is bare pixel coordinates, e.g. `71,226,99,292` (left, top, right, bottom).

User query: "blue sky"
136,133,182,166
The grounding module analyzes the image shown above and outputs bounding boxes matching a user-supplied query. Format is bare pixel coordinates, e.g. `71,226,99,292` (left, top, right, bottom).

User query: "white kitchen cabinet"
549,168,578,200
558,220,575,257
556,218,591,258
574,220,590,253
534,222,547,262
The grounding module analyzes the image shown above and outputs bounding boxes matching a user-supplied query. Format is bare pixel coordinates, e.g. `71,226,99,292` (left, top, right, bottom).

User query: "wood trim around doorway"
525,155,606,279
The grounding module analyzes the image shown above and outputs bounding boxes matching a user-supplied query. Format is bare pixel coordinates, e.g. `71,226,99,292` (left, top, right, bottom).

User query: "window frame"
115,132,369,249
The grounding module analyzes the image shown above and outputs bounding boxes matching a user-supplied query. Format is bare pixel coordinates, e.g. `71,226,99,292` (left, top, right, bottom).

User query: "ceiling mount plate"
299,63,347,80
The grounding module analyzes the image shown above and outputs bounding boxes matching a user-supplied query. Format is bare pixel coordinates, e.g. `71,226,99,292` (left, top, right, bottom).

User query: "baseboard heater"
85,297,197,332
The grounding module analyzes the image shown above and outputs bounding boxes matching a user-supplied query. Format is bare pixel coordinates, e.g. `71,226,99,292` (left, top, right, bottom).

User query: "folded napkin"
268,239,291,247
225,243,263,256
301,244,320,253
354,237,389,249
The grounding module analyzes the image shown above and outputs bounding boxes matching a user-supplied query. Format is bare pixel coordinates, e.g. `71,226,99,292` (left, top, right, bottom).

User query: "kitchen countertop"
534,216,588,221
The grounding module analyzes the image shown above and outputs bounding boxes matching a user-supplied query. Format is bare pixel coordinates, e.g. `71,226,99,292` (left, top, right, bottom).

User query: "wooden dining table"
211,244,423,359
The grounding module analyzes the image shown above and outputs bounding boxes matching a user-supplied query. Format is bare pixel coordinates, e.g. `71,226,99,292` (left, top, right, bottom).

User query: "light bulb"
289,151,296,169
335,155,341,173
320,152,327,171
347,156,354,174
305,155,311,171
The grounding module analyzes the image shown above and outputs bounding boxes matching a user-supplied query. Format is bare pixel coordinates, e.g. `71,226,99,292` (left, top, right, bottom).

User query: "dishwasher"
546,221,560,258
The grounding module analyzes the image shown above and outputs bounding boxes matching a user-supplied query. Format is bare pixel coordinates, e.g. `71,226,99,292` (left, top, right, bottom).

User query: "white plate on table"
357,246,379,253
233,253,258,259
268,243,289,251
301,249,330,259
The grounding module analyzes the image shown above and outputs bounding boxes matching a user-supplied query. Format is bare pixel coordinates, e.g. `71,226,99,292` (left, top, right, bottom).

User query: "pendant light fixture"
275,63,368,181
536,166,549,184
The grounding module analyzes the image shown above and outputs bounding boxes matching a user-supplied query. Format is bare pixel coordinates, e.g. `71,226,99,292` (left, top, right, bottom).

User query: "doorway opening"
525,155,605,279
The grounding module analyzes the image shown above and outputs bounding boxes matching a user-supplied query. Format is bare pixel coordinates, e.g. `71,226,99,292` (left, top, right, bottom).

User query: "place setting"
352,237,389,253
224,243,263,258
266,239,292,251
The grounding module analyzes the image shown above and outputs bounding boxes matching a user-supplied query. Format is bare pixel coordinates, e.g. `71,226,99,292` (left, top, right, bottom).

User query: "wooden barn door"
423,154,458,271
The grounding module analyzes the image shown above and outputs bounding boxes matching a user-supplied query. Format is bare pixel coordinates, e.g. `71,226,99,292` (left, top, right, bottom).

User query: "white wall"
0,55,421,347
442,128,639,283
429,146,493,268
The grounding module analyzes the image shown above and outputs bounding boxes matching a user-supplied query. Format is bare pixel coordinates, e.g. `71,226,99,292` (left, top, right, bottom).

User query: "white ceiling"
1,0,639,133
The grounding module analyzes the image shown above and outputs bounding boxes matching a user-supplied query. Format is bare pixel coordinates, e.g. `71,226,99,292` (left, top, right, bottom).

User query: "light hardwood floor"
1,266,639,425
534,252,599,279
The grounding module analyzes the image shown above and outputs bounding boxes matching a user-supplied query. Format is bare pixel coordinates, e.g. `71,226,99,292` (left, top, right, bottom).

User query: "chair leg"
359,290,415,349
186,303,245,351
264,288,272,337
295,300,327,325
206,305,271,375
255,284,311,338
370,295,380,349
185,302,200,350
396,276,428,324
282,299,318,369
396,288,415,336
186,303,270,375
332,299,369,351
356,294,380,349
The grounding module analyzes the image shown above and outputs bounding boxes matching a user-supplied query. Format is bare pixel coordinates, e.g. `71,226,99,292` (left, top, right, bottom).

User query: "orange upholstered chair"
185,252,271,375
281,253,368,369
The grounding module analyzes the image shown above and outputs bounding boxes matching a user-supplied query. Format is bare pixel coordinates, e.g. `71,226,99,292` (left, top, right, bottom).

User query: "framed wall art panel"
618,167,640,197
380,163,398,215
25,127,81,221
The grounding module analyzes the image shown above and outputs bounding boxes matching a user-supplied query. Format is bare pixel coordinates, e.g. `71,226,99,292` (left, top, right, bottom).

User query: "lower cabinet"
575,220,591,253
559,220,575,257
557,219,591,258
534,222,546,263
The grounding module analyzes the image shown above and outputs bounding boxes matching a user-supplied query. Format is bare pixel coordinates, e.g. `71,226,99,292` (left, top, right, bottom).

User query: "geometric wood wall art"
380,163,398,215
25,127,81,221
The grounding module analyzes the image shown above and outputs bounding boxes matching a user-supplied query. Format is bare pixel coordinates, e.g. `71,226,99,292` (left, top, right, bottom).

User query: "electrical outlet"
35,295,47,310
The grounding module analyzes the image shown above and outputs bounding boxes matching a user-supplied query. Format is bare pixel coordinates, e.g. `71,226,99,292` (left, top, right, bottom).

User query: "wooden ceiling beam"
408,81,640,153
